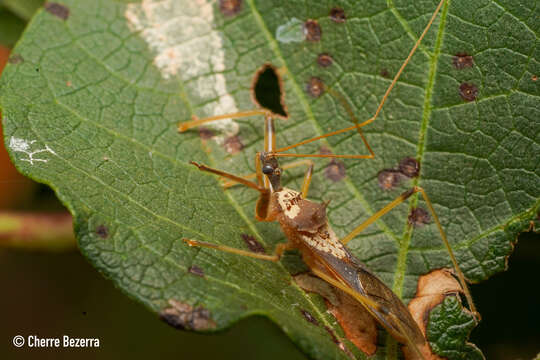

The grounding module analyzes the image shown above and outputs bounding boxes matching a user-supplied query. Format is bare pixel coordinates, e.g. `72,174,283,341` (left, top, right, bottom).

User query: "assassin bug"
178,0,478,358
183,117,472,359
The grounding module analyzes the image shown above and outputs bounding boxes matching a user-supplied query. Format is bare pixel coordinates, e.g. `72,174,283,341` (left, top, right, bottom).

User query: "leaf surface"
1,0,539,359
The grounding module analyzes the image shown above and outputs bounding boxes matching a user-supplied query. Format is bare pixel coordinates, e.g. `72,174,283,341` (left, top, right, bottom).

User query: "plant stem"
0,212,76,251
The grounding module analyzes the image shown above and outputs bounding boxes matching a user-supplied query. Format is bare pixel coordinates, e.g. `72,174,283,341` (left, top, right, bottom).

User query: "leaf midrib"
392,0,450,299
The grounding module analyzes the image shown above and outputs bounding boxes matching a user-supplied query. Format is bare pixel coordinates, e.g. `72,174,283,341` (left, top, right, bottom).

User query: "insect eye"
262,165,274,175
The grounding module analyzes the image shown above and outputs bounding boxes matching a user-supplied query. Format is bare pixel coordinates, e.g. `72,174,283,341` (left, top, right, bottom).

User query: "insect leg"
340,189,420,245
183,238,294,262
190,161,272,221
272,87,375,160
271,118,374,160
414,187,478,319
300,160,314,198
178,109,270,132
189,161,266,193
254,151,264,187
271,0,446,159
340,186,478,318
215,151,267,189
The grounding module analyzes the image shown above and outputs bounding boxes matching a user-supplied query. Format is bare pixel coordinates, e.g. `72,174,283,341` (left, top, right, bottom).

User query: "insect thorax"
273,188,347,260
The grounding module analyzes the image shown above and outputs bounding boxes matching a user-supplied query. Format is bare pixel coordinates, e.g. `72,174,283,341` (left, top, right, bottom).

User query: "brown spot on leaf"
198,127,215,140
294,274,376,356
303,19,322,42
532,75,538,81
325,159,346,182
306,76,325,98
188,265,205,277
300,309,319,326
405,269,465,360
223,135,243,154
459,83,478,102
398,157,420,178
324,326,340,344
452,53,474,70
44,2,70,20
325,326,355,359
95,225,109,239
219,0,243,16
380,68,390,78
329,7,346,23
241,234,266,253
317,53,333,67
319,146,332,155
408,207,430,227
160,299,217,331
377,169,402,190
7,54,23,64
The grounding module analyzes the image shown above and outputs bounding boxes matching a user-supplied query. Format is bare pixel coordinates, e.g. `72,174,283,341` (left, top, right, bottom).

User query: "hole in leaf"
252,64,288,117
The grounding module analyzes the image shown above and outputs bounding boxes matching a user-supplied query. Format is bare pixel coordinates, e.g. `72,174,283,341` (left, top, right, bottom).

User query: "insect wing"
312,243,425,347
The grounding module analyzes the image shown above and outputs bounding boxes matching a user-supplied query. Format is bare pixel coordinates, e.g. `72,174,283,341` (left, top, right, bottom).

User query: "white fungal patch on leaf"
125,0,239,141
9,137,56,165
276,18,304,43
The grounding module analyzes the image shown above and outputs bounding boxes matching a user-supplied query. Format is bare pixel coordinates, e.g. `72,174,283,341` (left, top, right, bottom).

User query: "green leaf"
428,296,483,360
1,0,538,359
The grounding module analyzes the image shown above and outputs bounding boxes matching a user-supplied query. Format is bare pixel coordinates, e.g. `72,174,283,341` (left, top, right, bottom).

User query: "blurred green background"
0,2,539,360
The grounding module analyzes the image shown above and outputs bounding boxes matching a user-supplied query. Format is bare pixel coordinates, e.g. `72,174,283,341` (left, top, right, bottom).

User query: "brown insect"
178,0,478,358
